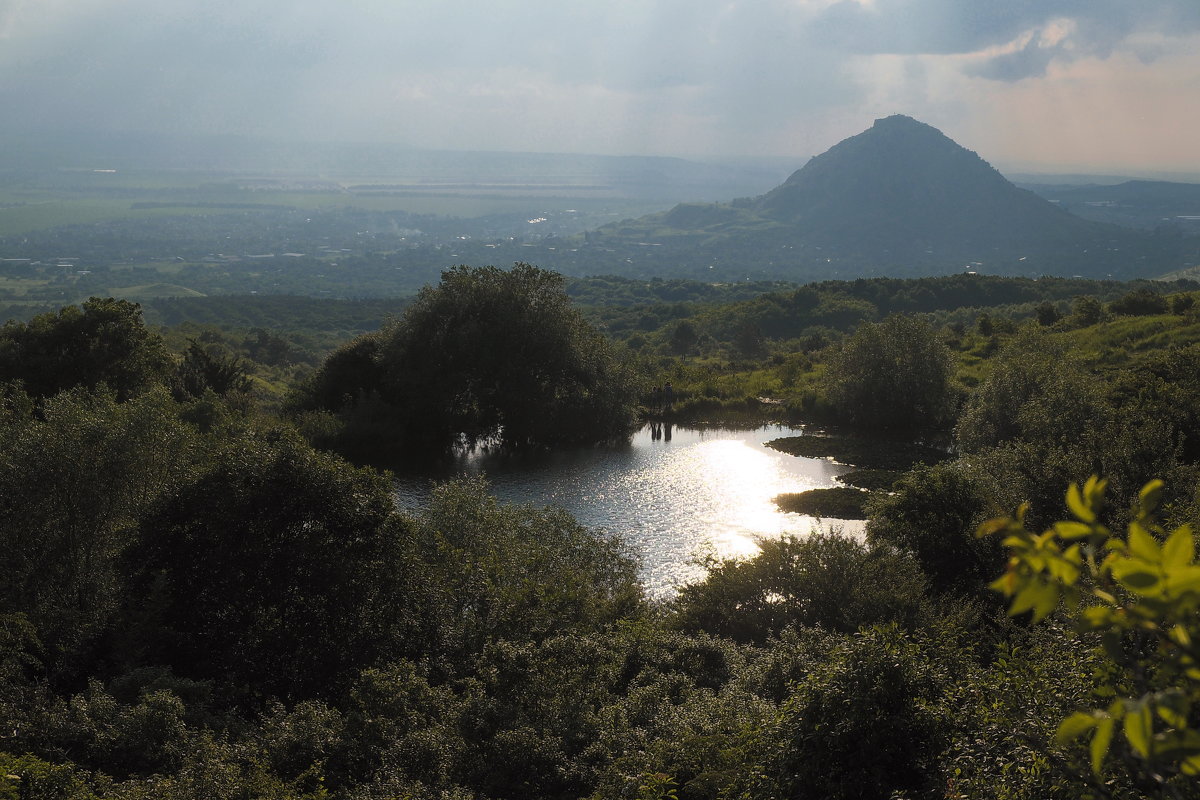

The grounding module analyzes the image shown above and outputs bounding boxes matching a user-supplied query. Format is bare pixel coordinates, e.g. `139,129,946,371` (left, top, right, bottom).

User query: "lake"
392,424,865,596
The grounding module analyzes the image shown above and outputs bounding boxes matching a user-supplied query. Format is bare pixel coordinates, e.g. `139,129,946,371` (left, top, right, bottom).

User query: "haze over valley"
2,117,1199,313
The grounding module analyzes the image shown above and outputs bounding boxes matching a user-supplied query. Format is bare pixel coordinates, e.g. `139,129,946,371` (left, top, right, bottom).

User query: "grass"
0,199,135,236
835,468,904,491
1055,313,1200,370
774,487,870,519
765,432,949,470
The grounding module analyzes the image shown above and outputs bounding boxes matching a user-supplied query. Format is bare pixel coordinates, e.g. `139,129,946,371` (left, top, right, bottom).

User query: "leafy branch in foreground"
982,476,1200,785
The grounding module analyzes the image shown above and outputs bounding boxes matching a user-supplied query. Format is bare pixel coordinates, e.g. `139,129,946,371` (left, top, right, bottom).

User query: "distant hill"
1020,179,1200,234
550,116,1197,281
0,129,787,204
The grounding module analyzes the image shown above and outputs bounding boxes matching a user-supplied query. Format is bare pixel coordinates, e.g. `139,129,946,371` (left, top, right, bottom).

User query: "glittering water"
392,424,865,595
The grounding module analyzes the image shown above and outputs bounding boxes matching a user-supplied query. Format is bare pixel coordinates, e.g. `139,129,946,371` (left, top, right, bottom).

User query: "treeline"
586,273,1199,351
146,295,406,337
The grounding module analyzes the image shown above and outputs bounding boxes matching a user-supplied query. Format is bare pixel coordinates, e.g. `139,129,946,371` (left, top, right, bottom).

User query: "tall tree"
0,297,170,401
304,264,641,452
0,388,199,667
822,314,955,430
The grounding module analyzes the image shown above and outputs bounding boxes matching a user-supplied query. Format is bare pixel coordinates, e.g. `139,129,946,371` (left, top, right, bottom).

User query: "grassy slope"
1055,311,1200,369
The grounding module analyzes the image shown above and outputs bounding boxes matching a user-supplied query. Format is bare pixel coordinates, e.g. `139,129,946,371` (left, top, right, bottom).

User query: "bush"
0,297,171,401
866,463,999,596
1108,288,1169,316
672,533,926,643
411,478,644,656
740,625,952,800
823,314,955,430
131,430,413,702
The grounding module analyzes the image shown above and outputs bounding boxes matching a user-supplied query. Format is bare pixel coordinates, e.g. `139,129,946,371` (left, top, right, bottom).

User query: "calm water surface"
393,424,865,595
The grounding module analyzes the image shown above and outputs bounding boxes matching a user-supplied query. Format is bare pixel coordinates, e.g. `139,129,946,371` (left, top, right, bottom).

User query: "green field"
0,166,667,237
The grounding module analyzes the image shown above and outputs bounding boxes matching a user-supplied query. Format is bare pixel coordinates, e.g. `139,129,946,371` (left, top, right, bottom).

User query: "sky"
1,0,1197,174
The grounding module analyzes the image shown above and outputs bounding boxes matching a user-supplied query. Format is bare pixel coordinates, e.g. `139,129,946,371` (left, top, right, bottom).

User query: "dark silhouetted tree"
0,297,170,401
174,340,251,399
133,430,413,702
304,264,641,452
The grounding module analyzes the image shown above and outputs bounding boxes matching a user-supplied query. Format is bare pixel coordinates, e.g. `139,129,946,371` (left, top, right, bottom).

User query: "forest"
3,267,1200,799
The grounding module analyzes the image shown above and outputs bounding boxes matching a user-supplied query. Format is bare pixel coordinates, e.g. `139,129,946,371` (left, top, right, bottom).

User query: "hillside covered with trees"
3,267,1200,798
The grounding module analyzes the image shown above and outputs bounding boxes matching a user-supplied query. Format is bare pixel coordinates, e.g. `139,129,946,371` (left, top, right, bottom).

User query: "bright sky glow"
0,0,1196,172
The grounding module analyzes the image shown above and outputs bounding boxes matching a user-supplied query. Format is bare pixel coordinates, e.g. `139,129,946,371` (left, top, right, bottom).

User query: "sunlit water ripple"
392,424,866,596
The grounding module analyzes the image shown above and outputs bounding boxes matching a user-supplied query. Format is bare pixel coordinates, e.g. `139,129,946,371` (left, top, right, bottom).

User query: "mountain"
560,115,1196,281
751,115,1091,253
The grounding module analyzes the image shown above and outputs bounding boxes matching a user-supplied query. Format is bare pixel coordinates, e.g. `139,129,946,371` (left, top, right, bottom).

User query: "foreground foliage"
986,476,1200,791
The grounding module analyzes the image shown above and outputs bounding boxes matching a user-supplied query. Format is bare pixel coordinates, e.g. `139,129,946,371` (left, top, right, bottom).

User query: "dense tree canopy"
0,298,170,401
132,430,412,702
672,533,926,643
954,328,1106,454
822,314,955,430
0,389,199,664
8,278,1200,799
954,327,1193,527
302,264,642,452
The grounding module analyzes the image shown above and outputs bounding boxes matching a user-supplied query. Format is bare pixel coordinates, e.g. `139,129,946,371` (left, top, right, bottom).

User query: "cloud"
795,0,1200,88
0,0,1194,166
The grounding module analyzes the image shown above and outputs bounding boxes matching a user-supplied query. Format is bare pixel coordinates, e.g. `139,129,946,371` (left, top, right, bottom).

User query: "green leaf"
1128,522,1161,562
1084,475,1108,509
1081,606,1116,629
1056,712,1099,744
1067,483,1096,523
977,517,1014,538
989,572,1016,596
1111,564,1162,594
1154,729,1200,763
1169,624,1193,648
1156,703,1189,730
1054,521,1094,540
1138,479,1164,514
1162,525,1195,569
1033,584,1059,621
1047,555,1081,585
1011,581,1058,621
1123,704,1153,758
1091,717,1114,775
1165,566,1200,594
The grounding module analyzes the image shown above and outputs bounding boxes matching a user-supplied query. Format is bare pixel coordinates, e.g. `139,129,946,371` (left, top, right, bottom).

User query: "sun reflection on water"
394,425,864,596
